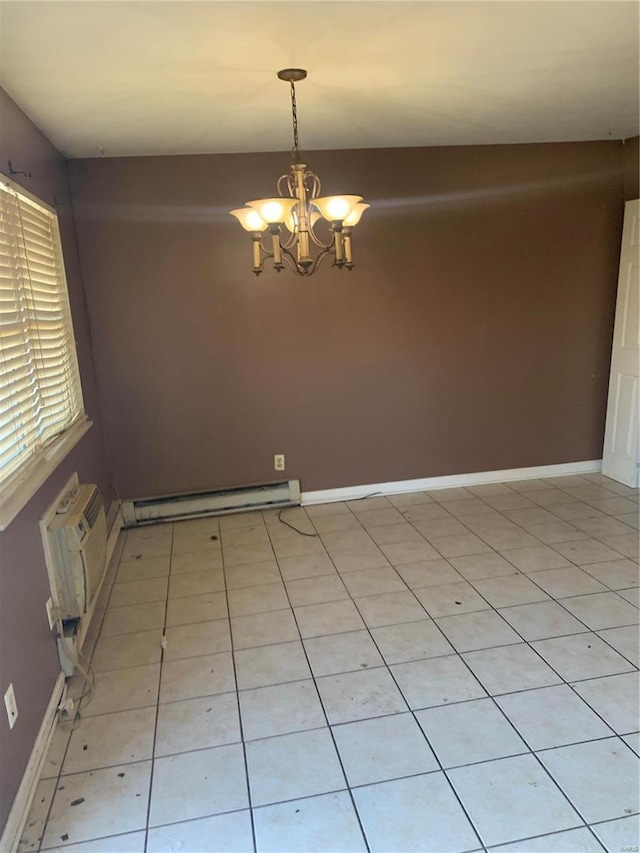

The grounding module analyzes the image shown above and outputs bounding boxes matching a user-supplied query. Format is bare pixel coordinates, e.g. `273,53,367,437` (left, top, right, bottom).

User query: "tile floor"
19,472,639,853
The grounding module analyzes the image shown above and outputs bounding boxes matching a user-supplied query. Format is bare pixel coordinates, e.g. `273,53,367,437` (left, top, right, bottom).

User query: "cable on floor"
277,491,385,536
277,508,318,537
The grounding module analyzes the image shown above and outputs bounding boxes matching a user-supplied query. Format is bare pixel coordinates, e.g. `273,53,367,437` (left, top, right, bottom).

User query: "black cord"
277,508,318,537
276,492,385,537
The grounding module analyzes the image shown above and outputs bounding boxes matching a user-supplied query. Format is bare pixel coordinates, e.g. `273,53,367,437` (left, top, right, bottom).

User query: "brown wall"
623,135,639,200
0,90,114,830
70,141,624,500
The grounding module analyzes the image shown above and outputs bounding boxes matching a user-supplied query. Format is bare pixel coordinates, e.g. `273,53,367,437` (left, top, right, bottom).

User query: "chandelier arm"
279,247,306,275
304,247,338,276
307,221,335,250
277,173,293,198
296,170,320,199
281,230,297,251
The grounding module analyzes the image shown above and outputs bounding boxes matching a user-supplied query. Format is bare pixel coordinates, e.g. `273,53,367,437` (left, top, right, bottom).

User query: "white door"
602,199,640,487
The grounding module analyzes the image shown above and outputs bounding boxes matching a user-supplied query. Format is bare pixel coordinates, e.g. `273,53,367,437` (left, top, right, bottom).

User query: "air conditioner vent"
42,483,107,620
84,487,103,528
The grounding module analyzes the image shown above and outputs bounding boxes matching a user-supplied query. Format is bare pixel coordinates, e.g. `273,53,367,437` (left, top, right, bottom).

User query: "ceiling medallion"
230,69,369,277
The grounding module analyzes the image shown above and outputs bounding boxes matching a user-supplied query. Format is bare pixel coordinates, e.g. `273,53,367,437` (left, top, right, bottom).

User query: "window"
0,175,89,528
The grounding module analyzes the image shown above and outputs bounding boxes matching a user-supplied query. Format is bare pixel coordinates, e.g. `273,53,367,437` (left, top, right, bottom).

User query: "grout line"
44,732,640,814
263,517,374,853
144,803,253,838
483,824,608,852
219,526,259,853
142,522,175,853
41,805,253,852
343,577,489,849
306,505,493,848
50,687,640,772
49,669,640,765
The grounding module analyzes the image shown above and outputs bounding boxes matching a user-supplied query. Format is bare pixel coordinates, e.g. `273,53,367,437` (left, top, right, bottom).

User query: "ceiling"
0,1,638,159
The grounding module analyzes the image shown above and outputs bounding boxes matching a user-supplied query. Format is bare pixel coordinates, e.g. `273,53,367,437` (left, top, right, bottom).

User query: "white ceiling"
0,1,638,158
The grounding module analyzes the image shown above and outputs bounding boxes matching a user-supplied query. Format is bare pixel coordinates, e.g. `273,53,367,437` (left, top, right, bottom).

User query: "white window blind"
0,177,84,493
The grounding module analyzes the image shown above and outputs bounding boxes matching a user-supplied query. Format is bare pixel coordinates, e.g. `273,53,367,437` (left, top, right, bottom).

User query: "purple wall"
0,89,114,831
70,141,624,499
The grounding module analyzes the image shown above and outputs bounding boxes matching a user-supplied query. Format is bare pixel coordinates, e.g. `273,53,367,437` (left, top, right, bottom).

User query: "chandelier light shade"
229,69,369,277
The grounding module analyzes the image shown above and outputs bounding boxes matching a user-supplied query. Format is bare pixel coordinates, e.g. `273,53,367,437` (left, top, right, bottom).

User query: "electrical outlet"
4,683,18,729
274,454,285,471
46,597,55,631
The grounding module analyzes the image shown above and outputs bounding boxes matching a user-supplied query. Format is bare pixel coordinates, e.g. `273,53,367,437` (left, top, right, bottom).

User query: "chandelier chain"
290,82,300,162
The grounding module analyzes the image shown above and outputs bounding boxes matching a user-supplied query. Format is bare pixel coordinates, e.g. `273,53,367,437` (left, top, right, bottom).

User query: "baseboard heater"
122,479,301,527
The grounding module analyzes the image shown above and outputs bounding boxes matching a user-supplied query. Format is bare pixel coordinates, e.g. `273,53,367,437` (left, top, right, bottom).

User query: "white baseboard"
301,460,603,505
0,671,65,853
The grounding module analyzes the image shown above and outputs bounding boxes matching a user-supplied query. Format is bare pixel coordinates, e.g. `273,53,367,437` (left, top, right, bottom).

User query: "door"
602,199,640,487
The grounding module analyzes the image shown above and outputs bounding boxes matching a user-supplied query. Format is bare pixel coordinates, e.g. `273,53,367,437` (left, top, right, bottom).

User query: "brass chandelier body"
230,69,369,277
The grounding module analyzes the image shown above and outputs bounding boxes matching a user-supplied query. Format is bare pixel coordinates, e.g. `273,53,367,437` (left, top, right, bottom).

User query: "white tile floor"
19,473,639,853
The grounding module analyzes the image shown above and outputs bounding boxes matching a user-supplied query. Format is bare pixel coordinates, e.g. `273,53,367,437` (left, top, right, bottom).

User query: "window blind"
0,179,84,492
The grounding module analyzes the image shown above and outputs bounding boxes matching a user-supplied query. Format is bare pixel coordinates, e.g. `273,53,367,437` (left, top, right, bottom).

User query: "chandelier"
230,69,369,277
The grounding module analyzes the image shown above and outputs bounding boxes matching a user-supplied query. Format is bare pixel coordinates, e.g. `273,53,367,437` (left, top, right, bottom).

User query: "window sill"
0,417,93,531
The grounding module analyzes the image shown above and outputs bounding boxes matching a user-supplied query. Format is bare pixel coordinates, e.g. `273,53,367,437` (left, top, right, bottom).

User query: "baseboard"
0,671,65,853
121,481,300,527
301,460,603,505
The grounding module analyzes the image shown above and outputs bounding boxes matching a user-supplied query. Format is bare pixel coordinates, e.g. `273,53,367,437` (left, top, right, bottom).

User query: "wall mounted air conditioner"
122,479,301,527
44,483,107,620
